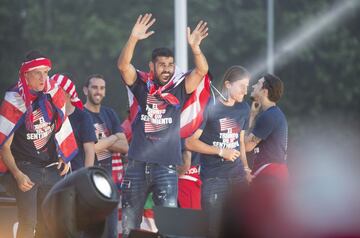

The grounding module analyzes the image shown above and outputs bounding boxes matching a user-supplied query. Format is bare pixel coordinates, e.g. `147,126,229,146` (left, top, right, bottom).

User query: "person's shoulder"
3,83,20,96
2,84,22,106
83,107,95,116
133,70,149,85
268,106,285,118
235,101,250,112
100,106,120,119
100,105,116,114
7,83,19,92
76,108,91,118
275,106,285,115
274,106,287,123
71,108,93,126
206,98,221,112
257,107,273,121
258,106,283,124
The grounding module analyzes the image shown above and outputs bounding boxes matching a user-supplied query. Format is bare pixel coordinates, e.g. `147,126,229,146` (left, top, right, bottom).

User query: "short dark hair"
85,74,105,87
151,47,174,62
262,73,284,103
24,50,47,62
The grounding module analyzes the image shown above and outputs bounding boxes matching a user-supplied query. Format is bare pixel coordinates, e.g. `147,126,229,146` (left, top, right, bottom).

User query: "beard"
155,73,173,86
154,65,174,86
88,94,103,105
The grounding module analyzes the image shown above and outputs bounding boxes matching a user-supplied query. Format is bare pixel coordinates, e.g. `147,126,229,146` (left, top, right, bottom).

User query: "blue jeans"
201,177,246,238
94,160,118,238
14,161,62,238
121,160,178,238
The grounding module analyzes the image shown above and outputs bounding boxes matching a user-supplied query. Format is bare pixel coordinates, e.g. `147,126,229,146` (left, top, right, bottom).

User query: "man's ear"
149,61,154,73
83,86,88,96
224,80,231,90
24,72,29,83
262,88,269,98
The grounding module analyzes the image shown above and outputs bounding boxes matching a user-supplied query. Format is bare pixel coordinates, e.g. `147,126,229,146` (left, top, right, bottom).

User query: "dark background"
1,0,359,163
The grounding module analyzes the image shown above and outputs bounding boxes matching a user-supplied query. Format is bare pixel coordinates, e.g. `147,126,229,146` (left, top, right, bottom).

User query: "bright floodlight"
92,172,112,198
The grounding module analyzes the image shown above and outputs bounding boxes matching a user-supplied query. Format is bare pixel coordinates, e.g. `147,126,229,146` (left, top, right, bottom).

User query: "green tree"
0,0,359,122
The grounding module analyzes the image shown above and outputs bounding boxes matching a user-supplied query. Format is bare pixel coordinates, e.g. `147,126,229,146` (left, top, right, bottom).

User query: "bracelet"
218,148,223,157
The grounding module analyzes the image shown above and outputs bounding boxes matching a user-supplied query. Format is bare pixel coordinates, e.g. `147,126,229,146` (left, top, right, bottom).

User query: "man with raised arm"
117,13,209,237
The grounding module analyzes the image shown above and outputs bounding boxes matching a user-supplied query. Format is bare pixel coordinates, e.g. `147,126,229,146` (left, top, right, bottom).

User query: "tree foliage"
0,0,359,124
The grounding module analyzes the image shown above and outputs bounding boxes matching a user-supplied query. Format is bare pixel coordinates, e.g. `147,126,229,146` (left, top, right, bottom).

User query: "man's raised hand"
131,13,156,40
187,20,209,49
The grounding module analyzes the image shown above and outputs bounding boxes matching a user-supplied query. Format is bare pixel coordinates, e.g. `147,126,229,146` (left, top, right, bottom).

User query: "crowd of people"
0,13,288,238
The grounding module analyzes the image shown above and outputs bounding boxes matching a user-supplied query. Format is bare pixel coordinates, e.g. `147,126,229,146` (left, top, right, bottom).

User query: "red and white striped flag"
219,117,239,132
51,74,84,110
180,73,211,138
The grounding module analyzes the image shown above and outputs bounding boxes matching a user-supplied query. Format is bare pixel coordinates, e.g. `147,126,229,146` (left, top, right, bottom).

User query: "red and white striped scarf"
122,67,211,139
0,74,78,168
138,66,186,106
51,74,84,110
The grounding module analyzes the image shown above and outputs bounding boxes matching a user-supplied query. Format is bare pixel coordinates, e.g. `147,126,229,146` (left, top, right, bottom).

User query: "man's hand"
244,167,253,183
118,14,154,86
250,101,261,117
221,148,240,162
14,171,35,192
131,13,156,40
187,20,208,50
177,150,191,176
57,158,70,176
184,20,209,93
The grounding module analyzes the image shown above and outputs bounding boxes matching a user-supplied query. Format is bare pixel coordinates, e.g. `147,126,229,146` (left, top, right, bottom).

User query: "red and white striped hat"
51,74,83,110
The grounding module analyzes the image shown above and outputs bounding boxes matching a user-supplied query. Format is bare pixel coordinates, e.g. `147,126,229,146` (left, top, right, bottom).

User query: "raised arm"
185,20,209,94
117,13,156,86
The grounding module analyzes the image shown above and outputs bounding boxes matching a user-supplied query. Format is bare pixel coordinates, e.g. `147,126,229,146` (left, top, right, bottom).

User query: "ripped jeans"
121,160,178,238
202,177,246,238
